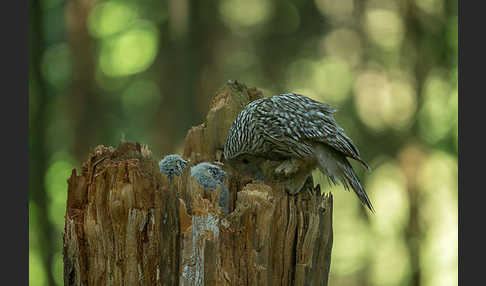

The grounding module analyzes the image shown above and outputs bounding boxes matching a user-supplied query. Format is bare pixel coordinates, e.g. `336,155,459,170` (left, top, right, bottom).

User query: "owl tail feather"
315,144,375,213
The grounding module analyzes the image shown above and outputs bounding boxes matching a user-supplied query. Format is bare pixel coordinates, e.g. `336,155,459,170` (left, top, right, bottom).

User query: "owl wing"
255,94,370,170
300,104,370,171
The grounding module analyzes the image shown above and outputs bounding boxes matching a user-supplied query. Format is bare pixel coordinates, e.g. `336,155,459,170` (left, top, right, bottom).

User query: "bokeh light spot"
287,57,353,106
332,220,371,275
417,151,457,203
370,238,411,286
88,1,138,38
367,162,409,236
418,70,456,144
321,28,363,67
311,57,354,104
354,69,388,130
219,0,273,33
365,9,404,50
354,68,417,132
417,152,457,286
382,77,417,131
99,21,159,77
30,249,47,286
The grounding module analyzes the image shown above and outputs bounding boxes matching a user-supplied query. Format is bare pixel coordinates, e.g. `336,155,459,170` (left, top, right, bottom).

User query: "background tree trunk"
63,81,334,286
29,0,57,284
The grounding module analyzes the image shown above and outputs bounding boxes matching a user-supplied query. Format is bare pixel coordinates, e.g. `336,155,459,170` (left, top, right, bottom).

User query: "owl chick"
223,93,374,212
159,154,188,180
190,162,230,215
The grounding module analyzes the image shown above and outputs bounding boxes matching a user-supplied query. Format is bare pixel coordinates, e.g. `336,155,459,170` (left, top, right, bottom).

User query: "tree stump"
63,81,333,286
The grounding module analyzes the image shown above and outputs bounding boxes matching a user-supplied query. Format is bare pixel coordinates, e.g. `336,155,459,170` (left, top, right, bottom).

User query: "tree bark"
63,81,333,286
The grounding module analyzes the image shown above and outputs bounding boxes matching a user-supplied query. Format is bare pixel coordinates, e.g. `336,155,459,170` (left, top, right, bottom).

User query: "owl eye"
209,168,217,176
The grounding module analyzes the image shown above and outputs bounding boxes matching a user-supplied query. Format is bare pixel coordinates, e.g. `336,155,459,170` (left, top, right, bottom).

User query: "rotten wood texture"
64,143,180,285
64,80,333,286
180,81,333,285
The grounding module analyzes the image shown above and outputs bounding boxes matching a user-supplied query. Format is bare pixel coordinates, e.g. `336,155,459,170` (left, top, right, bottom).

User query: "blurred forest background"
29,0,458,285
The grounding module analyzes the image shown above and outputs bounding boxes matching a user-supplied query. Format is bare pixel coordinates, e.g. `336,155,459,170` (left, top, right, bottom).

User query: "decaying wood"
63,143,180,285
64,80,333,286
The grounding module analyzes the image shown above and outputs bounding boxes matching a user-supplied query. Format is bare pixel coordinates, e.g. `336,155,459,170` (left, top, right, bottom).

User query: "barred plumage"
223,93,374,212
